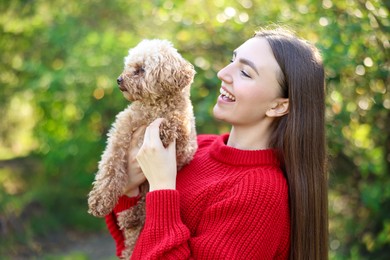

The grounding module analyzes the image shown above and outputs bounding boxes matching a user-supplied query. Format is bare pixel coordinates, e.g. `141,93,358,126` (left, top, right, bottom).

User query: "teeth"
220,88,236,101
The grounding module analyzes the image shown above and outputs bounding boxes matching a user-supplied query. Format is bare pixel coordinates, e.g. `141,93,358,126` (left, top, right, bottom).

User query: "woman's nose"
217,64,233,84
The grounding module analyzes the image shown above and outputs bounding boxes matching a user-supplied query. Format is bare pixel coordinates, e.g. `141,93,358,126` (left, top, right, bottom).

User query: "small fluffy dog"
87,39,197,258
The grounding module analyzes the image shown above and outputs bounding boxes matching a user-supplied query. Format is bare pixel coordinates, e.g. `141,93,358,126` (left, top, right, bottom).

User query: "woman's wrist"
149,181,176,192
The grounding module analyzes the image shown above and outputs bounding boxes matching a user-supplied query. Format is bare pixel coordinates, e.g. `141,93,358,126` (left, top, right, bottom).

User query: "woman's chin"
212,105,226,122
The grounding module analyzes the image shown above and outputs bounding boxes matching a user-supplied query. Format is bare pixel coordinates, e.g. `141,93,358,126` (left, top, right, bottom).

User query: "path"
5,231,116,260
42,231,116,260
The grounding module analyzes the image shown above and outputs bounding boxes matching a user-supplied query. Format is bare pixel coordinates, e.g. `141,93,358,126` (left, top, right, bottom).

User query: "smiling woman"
104,27,328,260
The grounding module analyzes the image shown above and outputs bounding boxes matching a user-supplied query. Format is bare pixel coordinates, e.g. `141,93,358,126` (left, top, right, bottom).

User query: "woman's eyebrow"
233,51,259,75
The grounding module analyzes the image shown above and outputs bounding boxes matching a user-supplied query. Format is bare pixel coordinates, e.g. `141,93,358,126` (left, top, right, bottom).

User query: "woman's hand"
123,127,146,197
136,118,177,192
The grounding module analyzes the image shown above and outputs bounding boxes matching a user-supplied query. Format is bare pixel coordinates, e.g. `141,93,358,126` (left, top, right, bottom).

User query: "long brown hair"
255,28,328,260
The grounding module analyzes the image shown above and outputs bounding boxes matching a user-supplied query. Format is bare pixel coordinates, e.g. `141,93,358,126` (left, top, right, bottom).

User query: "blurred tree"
317,1,390,259
0,0,388,258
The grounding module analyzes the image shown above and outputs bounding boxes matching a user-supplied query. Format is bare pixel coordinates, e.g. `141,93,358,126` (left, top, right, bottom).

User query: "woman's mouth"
220,88,236,102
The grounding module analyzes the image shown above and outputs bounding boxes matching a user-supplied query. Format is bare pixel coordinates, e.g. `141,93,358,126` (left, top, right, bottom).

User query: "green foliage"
0,0,389,258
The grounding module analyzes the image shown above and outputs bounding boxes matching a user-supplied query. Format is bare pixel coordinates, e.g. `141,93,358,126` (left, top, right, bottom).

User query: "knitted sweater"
105,134,290,259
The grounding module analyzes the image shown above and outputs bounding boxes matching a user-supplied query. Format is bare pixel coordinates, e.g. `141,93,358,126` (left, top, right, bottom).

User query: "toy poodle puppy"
87,39,197,258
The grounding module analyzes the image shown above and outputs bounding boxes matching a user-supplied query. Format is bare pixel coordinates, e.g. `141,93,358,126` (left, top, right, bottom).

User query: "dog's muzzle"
117,76,126,91
117,76,123,85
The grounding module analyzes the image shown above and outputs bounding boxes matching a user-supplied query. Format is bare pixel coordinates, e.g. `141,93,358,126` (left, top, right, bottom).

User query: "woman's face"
213,37,284,127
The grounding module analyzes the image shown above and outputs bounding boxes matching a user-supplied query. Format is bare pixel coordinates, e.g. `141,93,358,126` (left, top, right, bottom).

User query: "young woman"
105,28,328,260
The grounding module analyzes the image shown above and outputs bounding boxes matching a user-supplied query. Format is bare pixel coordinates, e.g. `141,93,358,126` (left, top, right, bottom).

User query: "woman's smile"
219,87,236,102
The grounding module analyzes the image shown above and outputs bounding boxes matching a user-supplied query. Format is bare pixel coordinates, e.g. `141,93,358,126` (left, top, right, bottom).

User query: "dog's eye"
133,67,145,76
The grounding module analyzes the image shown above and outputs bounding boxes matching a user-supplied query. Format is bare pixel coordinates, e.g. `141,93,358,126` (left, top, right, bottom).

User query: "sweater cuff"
105,213,125,257
145,190,181,227
113,195,139,215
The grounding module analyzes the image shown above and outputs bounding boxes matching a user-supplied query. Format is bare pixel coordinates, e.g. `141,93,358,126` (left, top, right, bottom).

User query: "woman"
105,28,328,260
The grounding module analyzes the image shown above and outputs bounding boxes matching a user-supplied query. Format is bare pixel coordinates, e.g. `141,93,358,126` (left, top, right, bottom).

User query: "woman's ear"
266,98,289,118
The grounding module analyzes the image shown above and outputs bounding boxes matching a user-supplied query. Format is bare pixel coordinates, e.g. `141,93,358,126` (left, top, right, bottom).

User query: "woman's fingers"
143,118,165,145
136,118,177,191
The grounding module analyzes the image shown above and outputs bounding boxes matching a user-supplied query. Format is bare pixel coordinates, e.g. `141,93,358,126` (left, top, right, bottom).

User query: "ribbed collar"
209,134,280,167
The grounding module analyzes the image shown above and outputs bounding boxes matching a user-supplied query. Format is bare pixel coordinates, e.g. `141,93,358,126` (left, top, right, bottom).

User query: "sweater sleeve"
105,195,139,258
131,190,191,259
131,171,290,260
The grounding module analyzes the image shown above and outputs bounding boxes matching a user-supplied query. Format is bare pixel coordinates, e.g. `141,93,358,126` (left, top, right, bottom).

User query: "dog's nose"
117,76,123,85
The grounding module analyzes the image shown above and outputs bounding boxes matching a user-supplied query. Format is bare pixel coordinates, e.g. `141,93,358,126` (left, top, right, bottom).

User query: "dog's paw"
159,119,177,148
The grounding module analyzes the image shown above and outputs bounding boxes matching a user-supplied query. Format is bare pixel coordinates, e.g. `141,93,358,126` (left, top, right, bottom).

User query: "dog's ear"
157,57,195,93
175,61,195,89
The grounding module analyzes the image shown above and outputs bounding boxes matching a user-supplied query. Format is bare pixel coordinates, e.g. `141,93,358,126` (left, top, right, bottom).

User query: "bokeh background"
1,0,389,259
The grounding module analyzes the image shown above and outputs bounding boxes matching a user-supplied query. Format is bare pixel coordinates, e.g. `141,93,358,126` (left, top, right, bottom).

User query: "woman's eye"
241,70,251,78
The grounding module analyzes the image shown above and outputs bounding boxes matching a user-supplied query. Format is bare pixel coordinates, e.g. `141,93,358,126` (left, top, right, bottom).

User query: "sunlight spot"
355,65,365,75
319,17,329,26
383,98,390,109
216,13,227,23
331,103,341,114
370,81,386,94
354,9,363,18
93,88,104,100
64,104,77,118
355,87,365,95
239,0,253,9
238,12,249,23
365,1,375,11
194,57,210,70
322,0,332,9
330,240,340,250
224,7,236,18
298,5,308,14
369,14,379,28
281,8,292,19
353,124,373,148
358,99,369,110
378,7,387,18
364,57,373,67
330,90,342,103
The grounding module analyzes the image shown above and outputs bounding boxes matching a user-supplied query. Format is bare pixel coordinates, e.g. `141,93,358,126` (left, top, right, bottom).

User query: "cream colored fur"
87,39,197,259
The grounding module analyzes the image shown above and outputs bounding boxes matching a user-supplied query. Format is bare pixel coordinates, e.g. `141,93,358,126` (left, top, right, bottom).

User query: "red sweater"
105,134,290,259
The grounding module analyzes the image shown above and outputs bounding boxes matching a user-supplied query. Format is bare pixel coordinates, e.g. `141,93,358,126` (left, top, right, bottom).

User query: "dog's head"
117,39,195,102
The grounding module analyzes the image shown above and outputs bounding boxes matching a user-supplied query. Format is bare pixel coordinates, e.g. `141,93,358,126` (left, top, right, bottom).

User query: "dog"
87,39,197,258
